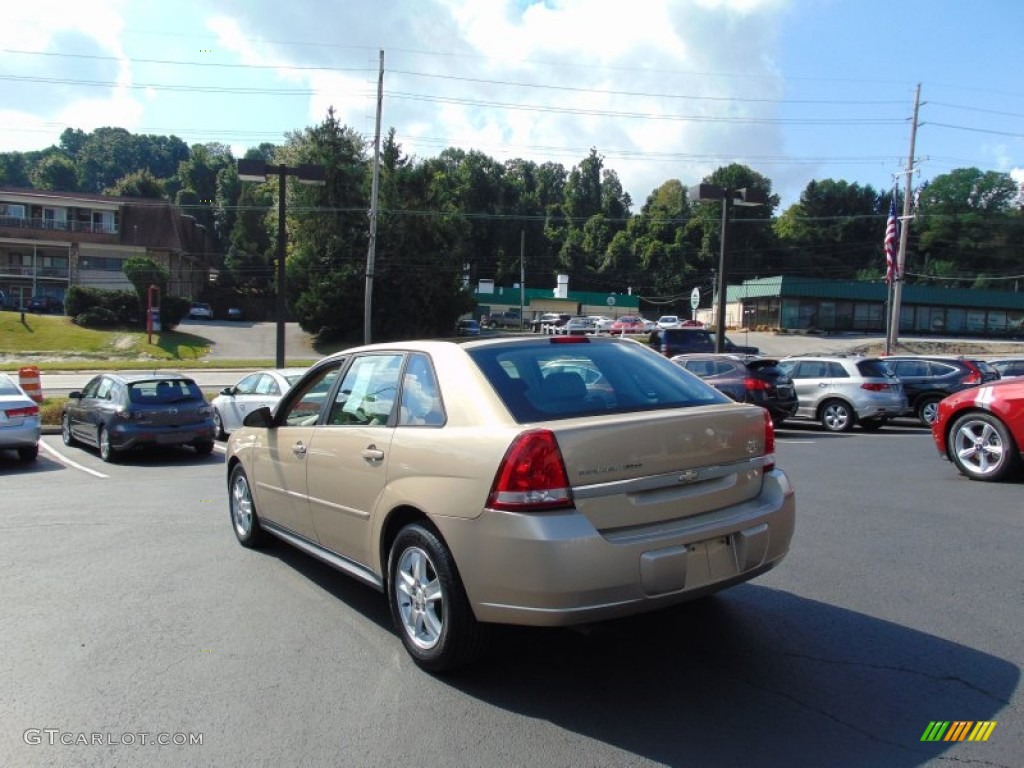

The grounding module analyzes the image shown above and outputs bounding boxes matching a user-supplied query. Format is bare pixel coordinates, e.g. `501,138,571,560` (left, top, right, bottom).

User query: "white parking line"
39,441,109,479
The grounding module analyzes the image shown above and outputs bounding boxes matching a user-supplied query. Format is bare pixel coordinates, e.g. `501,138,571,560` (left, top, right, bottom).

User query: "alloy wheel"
394,546,445,651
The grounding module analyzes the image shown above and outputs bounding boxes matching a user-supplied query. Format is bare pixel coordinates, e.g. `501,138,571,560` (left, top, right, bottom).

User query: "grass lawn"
0,313,210,363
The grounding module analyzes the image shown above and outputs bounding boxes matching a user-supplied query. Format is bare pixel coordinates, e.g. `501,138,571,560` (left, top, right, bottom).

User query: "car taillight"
4,405,39,418
961,361,981,386
487,429,573,511
744,377,769,391
860,383,889,392
117,409,146,420
763,409,775,473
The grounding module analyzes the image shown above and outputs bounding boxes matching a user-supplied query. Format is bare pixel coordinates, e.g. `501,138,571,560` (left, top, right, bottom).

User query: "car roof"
100,372,193,384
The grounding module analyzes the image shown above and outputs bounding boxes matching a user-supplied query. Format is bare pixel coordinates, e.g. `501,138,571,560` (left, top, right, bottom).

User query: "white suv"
189,302,213,320
776,355,906,432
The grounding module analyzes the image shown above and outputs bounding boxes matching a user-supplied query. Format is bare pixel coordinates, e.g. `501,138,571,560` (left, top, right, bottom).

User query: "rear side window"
856,359,891,378
469,339,727,422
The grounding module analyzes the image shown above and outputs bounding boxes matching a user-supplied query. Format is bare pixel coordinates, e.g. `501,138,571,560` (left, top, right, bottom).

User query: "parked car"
560,315,597,334
986,357,1024,380
657,315,683,329
609,316,643,334
61,373,216,462
932,378,1024,481
227,307,244,321
27,295,63,314
672,354,799,426
226,336,794,671
210,368,306,439
0,373,41,462
587,315,615,332
776,355,906,432
531,312,572,333
455,319,481,337
882,355,1000,426
652,328,760,357
486,311,522,329
188,302,214,319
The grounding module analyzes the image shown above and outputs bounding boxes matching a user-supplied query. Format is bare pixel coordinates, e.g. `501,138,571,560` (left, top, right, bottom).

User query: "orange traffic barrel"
19,366,43,402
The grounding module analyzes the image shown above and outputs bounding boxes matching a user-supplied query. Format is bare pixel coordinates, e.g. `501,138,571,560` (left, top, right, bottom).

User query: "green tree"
914,168,1020,285
106,168,166,199
773,179,885,279
685,163,779,283
30,153,79,191
280,108,372,340
0,152,33,187
122,256,170,327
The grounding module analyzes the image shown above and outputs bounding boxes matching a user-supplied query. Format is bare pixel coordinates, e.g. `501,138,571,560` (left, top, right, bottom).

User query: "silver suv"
777,355,906,432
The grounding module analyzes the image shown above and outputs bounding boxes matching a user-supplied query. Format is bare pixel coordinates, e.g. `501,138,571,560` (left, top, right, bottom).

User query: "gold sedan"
226,336,795,672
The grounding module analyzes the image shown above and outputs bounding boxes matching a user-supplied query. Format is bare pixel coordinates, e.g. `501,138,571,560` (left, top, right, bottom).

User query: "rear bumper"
0,418,41,448
110,421,216,450
435,469,796,626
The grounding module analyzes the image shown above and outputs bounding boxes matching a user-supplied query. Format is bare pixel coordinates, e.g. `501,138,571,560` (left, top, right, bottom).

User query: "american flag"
884,197,899,284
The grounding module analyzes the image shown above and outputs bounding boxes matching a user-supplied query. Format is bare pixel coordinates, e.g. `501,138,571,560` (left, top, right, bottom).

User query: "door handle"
292,441,307,456
361,444,385,461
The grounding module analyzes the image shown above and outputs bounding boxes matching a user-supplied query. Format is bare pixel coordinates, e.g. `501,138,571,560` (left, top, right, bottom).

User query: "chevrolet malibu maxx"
226,336,795,671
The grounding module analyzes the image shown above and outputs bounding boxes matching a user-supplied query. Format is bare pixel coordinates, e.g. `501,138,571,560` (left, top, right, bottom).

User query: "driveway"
177,319,318,360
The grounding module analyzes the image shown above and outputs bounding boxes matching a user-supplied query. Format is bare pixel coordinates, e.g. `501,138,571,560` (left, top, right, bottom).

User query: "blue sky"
2,0,1021,210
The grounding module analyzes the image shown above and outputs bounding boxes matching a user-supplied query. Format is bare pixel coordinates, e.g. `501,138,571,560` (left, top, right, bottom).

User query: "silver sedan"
0,374,41,462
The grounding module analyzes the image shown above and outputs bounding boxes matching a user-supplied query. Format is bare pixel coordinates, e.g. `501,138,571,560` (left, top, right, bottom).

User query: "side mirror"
68,391,83,400
219,386,233,396
242,406,274,428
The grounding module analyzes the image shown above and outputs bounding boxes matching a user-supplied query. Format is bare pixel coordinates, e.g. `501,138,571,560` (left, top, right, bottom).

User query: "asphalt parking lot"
1,414,1022,767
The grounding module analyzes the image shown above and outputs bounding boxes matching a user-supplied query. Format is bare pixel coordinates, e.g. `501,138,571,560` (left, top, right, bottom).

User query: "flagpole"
886,83,922,354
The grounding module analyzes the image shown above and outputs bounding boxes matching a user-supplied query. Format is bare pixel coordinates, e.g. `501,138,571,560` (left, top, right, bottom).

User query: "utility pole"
886,83,921,354
364,49,384,345
519,230,525,327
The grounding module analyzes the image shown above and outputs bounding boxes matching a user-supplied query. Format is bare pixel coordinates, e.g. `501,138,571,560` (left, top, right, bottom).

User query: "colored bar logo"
921,721,997,742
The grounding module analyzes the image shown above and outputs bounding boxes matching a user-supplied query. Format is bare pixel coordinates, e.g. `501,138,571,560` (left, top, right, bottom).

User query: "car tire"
948,412,1021,482
97,426,117,463
819,400,855,432
387,522,484,673
229,464,270,548
213,409,226,441
18,444,39,462
194,441,214,456
61,413,75,446
917,397,942,426
859,417,887,431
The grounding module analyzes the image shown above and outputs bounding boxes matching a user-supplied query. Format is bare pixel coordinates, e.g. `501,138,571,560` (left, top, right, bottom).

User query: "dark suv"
27,296,64,314
652,328,760,357
882,355,1000,426
672,354,799,425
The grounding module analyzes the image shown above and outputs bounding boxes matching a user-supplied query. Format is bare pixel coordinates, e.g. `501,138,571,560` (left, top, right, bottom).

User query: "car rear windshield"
856,359,892,378
0,377,24,396
128,379,204,404
468,338,728,422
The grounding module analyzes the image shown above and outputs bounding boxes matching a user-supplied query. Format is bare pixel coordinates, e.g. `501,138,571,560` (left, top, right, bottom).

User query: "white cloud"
0,0,143,150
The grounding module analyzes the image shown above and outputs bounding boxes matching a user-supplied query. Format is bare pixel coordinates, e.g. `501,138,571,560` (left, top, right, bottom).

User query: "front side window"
233,374,261,395
280,363,343,427
328,354,403,427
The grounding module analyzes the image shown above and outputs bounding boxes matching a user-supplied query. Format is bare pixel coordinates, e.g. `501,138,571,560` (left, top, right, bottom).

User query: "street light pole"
238,159,326,368
689,184,765,353
275,168,286,369
715,196,730,354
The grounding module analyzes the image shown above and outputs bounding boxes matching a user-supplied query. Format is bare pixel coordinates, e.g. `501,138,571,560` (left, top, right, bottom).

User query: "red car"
932,379,1024,481
609,316,646,335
